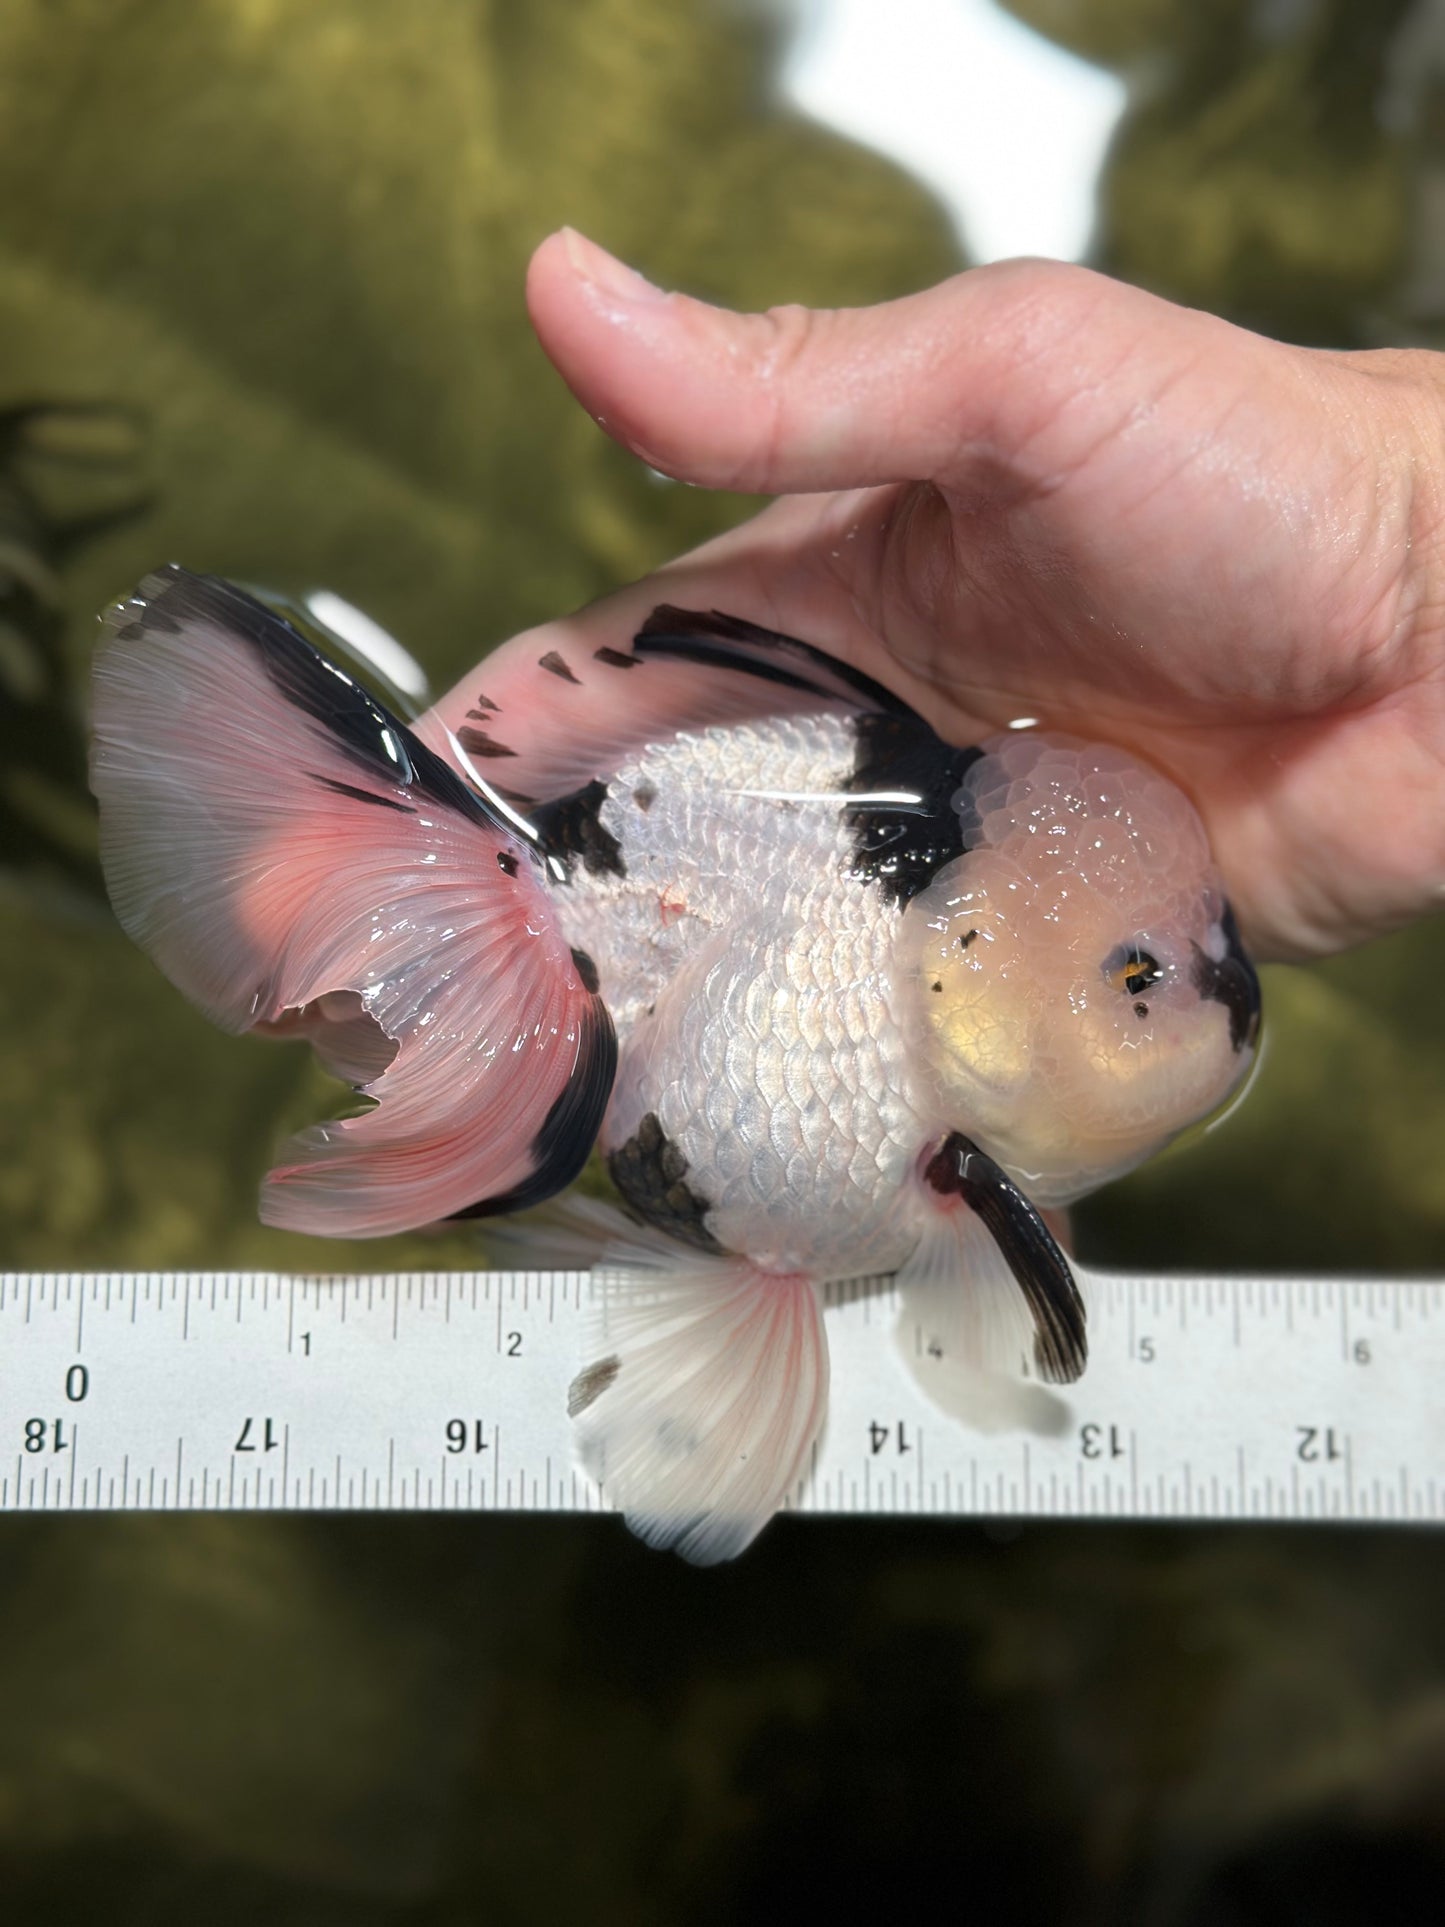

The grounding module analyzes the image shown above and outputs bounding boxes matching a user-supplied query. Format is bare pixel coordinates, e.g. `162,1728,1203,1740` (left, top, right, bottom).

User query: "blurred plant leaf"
1007,0,1412,343
0,402,151,908
1002,0,1204,66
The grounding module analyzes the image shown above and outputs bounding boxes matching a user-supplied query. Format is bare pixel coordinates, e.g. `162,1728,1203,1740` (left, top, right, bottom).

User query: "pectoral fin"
897,1132,1087,1401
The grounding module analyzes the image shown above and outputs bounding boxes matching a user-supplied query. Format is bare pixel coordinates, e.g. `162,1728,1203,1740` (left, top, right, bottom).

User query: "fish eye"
1103,943,1163,999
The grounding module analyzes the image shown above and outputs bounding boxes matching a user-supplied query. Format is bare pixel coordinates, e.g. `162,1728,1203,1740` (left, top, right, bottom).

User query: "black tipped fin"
919,1132,1087,1384
635,604,913,717
91,564,605,1240
451,996,617,1220
425,602,917,807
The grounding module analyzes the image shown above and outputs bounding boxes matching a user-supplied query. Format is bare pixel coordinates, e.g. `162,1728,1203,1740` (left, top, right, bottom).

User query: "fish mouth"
1189,903,1262,1054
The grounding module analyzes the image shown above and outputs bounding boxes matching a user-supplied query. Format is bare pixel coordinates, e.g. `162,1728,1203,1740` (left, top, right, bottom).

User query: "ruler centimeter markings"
0,1270,1440,1521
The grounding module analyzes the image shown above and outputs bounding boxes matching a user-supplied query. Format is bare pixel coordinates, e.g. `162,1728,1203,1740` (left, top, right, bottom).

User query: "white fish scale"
554,713,859,1025
550,713,932,1278
644,899,923,1276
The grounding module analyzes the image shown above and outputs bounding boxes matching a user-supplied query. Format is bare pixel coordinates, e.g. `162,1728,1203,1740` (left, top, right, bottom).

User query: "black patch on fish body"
1189,902,1261,1052
608,1111,724,1255
453,997,618,1220
538,650,580,684
468,695,500,714
593,646,638,670
843,714,985,908
531,778,626,879
923,1131,1087,1384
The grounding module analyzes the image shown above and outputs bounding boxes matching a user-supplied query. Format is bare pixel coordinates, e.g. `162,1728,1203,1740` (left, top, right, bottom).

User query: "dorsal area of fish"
540,709,979,1036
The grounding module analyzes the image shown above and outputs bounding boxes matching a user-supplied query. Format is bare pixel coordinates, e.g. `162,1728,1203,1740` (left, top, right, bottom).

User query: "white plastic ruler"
0,1269,1440,1522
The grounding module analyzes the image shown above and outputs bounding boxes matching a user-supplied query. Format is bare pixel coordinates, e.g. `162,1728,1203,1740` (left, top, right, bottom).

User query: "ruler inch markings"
0,1268,1440,1524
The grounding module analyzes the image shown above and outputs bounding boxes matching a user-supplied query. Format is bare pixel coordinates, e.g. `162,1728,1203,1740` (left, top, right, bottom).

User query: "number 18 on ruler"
1,1270,1441,1521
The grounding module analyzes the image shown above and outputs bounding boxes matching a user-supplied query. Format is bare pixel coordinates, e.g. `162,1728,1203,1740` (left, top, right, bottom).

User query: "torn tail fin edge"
93,562,611,1241
256,982,615,1240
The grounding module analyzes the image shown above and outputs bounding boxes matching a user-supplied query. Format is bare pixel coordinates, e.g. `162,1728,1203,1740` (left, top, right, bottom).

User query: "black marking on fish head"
593,645,639,670
531,778,626,879
539,649,580,684
1189,901,1261,1053
922,1130,1087,1383
843,713,986,909
607,1111,724,1255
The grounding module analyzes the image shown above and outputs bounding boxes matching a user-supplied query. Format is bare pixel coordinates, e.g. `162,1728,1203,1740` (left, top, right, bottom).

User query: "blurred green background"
0,1,1441,1920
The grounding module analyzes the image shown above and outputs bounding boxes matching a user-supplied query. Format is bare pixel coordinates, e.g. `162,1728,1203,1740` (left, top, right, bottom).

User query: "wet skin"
467,230,1445,966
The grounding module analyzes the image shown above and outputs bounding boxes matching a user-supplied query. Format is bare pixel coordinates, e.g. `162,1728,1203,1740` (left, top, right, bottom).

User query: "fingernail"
561,227,665,306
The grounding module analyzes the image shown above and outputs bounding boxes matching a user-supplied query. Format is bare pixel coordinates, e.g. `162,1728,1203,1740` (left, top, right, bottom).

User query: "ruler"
0,1270,1440,1522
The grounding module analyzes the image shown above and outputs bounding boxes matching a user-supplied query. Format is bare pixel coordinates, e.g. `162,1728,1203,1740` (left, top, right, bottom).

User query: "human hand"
436,229,1445,962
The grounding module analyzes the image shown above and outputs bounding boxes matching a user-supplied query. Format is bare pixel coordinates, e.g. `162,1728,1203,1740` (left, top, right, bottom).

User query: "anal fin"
570,1248,828,1565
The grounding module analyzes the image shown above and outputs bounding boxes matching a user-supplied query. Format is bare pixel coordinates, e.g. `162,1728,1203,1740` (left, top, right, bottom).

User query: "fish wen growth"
91,568,1261,1561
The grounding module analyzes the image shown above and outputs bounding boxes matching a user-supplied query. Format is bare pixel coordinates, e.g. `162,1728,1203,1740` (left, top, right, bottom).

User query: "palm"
482,239,1445,961
789,306,1440,959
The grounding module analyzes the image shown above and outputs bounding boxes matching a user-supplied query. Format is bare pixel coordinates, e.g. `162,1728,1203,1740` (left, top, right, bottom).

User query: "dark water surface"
1,2,1442,1920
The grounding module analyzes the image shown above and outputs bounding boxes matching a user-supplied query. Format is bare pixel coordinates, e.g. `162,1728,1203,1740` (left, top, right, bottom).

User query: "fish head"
901,732,1260,1202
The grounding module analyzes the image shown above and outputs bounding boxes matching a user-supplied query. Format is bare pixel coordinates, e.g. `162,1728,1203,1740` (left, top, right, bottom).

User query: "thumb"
526,228,1156,496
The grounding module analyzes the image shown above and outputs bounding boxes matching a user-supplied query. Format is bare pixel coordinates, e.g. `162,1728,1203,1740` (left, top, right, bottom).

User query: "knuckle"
754,301,822,382
732,303,824,491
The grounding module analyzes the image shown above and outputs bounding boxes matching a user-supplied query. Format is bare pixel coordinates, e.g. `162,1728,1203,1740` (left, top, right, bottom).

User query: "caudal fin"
91,565,614,1238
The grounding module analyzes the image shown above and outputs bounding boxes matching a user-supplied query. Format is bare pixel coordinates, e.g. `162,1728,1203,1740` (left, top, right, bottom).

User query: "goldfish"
90,566,1260,1561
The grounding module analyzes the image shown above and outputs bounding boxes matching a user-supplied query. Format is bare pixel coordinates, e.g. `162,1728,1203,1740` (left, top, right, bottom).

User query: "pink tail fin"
569,1238,829,1564
91,565,614,1238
